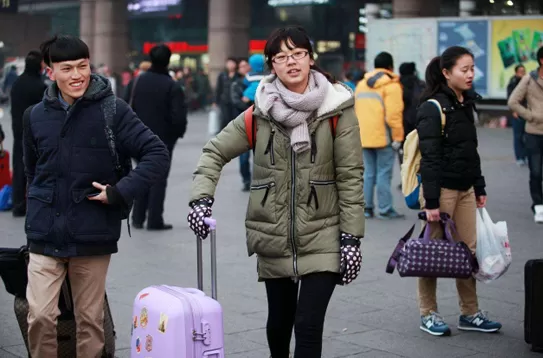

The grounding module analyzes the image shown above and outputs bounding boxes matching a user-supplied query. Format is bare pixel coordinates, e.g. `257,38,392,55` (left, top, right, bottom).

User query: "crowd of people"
0,24,542,357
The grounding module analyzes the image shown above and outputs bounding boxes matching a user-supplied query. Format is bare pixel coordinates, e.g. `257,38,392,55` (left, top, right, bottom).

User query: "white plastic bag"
208,108,220,138
474,208,511,283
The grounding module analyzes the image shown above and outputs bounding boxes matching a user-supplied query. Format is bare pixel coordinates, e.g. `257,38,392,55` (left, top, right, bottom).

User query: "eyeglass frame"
271,50,310,64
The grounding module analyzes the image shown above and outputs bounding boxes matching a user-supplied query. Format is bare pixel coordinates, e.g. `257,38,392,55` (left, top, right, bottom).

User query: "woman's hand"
425,208,441,222
476,195,487,208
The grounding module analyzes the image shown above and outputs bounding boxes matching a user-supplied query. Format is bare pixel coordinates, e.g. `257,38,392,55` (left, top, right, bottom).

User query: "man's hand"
87,182,109,204
242,96,250,103
476,195,487,208
391,141,402,151
513,112,519,119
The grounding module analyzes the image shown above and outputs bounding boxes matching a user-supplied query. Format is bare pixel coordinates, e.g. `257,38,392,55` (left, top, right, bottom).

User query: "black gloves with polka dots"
339,232,362,285
187,197,214,240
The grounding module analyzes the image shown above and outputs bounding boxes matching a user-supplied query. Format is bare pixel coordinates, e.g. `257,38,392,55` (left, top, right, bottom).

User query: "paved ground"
0,107,542,358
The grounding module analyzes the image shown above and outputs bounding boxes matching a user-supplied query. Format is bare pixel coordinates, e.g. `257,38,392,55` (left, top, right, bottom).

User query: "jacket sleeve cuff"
106,186,127,206
474,186,486,197
425,199,440,210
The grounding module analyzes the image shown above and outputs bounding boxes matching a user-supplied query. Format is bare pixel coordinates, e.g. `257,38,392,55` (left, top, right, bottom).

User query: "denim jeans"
511,117,527,161
239,151,251,185
363,146,395,213
525,133,543,209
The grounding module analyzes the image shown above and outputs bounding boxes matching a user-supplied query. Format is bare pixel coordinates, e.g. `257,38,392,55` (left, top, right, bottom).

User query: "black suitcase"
525,259,543,352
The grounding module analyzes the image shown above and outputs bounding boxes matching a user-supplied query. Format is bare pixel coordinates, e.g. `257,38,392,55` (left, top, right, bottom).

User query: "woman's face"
271,40,314,92
442,54,475,93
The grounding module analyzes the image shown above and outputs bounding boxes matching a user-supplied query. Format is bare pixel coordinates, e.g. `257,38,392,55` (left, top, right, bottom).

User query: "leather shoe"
147,223,173,231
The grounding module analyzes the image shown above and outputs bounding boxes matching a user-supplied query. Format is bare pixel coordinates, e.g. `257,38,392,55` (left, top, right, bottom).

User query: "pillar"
459,0,476,16
208,0,250,90
392,0,441,18
92,0,129,76
79,0,95,50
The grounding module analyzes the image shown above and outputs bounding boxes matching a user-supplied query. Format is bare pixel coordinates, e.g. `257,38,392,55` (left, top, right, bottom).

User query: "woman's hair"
264,26,336,84
420,46,473,102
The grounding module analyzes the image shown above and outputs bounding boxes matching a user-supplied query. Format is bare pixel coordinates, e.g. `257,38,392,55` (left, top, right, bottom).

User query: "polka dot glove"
339,232,362,285
187,197,214,240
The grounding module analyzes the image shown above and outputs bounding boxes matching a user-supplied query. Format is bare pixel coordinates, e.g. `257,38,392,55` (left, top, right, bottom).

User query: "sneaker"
534,205,543,224
420,311,451,336
458,311,502,333
377,209,405,220
364,208,374,219
516,159,527,167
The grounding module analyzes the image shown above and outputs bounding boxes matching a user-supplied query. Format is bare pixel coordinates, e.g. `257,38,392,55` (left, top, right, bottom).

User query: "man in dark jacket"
124,44,187,230
507,64,527,165
24,35,169,357
2,65,18,94
214,57,239,130
10,50,47,216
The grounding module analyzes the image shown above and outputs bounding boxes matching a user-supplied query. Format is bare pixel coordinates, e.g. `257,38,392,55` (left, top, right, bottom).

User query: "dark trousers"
219,103,234,130
265,272,338,358
525,133,543,210
512,117,527,161
239,151,251,185
11,138,26,212
132,142,174,227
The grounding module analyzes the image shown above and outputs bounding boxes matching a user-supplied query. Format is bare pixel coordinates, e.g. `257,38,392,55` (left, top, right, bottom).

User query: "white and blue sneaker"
420,311,451,336
458,311,502,333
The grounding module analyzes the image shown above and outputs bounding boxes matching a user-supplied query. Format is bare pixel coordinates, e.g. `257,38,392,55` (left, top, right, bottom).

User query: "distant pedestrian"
213,57,239,129
507,64,528,166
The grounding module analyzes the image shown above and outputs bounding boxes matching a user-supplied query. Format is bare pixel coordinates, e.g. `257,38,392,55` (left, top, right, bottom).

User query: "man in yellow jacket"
355,52,405,219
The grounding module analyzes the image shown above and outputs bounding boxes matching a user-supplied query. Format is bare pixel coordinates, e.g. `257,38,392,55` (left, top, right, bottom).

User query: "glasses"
272,50,309,64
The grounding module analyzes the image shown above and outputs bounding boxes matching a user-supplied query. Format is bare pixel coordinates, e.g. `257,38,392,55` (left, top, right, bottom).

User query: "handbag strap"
386,223,416,274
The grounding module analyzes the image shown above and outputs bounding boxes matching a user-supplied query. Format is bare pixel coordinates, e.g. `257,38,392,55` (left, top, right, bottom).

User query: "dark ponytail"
419,46,474,103
310,63,336,84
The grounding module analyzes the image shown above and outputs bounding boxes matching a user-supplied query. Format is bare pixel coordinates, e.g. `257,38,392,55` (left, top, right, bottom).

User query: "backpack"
26,96,133,219
400,99,446,210
243,105,339,150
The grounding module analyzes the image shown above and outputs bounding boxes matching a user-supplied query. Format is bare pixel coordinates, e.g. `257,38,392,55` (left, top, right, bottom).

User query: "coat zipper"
264,129,276,165
310,133,317,163
307,180,336,210
290,149,299,281
251,182,275,206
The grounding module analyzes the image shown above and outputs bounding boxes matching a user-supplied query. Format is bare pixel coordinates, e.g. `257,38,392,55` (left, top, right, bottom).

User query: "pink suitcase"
130,218,224,357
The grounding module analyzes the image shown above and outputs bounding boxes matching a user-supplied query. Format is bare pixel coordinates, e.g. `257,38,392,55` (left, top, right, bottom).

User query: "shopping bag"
474,208,511,283
208,108,220,137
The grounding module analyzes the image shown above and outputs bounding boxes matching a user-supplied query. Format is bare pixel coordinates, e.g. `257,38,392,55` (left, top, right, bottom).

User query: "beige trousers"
26,253,111,358
417,187,478,316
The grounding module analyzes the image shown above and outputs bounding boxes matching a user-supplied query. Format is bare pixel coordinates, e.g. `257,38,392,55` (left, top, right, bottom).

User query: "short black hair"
40,35,90,67
238,57,249,63
374,52,394,70
149,44,172,68
537,46,543,66
514,64,525,72
226,57,238,64
25,50,43,73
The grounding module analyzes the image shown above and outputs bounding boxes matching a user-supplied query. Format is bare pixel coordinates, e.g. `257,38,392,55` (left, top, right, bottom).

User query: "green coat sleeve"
334,107,365,237
189,112,250,203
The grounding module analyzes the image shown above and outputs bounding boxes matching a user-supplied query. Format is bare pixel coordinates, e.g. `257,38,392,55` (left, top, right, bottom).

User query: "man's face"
238,60,251,76
48,58,91,104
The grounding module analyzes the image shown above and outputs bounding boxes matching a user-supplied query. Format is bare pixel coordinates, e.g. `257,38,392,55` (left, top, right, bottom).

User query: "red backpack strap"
329,115,339,138
244,105,255,149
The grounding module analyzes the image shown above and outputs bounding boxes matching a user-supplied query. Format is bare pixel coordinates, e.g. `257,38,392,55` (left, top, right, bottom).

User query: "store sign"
143,40,267,54
127,0,181,13
268,0,330,6
0,0,18,13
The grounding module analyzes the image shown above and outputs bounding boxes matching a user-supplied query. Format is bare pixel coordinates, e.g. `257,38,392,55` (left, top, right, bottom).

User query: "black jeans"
512,117,527,161
11,138,26,212
525,133,543,210
132,142,174,227
265,272,338,358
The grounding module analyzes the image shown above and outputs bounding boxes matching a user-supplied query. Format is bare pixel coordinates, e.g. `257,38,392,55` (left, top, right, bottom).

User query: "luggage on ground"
131,217,224,358
0,143,11,189
525,259,543,352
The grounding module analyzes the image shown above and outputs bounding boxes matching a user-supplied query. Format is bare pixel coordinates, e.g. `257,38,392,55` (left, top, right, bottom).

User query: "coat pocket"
67,189,110,238
25,187,54,237
246,181,277,223
307,180,339,220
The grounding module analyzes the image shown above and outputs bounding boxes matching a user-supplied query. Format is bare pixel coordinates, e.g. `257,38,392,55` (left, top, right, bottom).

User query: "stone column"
79,0,95,50
392,0,441,18
92,0,129,75
208,0,251,91
459,0,476,16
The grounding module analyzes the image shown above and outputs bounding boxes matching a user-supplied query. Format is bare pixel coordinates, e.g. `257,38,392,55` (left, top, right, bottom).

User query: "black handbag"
0,245,28,297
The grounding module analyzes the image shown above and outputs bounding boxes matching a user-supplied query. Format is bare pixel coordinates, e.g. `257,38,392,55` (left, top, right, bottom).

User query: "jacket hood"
363,69,399,89
45,74,113,104
249,54,265,73
254,74,354,120
530,69,541,82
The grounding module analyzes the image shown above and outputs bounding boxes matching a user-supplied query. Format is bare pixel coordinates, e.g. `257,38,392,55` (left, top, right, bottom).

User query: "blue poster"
438,20,489,96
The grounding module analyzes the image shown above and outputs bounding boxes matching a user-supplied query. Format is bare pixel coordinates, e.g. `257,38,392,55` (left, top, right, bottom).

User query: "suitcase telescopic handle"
196,217,218,300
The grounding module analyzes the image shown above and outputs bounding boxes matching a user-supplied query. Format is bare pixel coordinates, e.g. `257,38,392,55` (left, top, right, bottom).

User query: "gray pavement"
0,107,541,358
